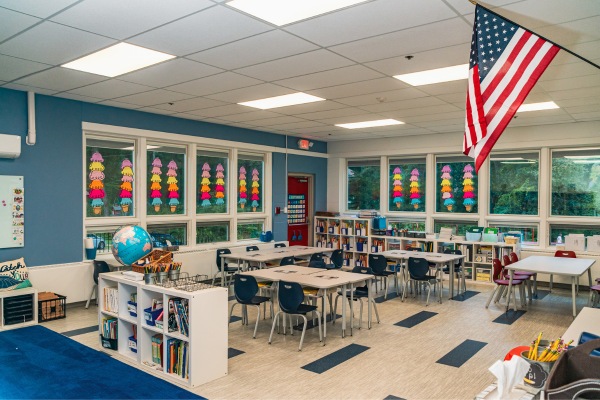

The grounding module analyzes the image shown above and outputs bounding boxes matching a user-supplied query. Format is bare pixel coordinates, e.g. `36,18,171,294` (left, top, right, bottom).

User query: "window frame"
346,158,382,211
387,156,427,214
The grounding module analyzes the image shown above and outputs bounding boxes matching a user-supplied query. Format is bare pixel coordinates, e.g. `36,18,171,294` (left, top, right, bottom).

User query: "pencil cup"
520,345,555,389
144,273,156,284
156,271,168,283
168,270,180,281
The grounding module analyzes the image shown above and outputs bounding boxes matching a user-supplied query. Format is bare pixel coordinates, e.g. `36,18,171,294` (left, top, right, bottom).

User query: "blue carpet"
301,344,369,374
61,325,98,337
0,325,203,399
437,339,487,367
493,310,526,325
394,311,437,328
229,315,242,323
374,291,400,303
450,290,480,301
228,347,245,359
534,290,549,300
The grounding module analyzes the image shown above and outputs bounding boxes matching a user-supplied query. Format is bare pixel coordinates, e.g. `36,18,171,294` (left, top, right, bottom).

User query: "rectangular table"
241,267,373,340
381,250,466,301
562,307,600,344
504,256,595,317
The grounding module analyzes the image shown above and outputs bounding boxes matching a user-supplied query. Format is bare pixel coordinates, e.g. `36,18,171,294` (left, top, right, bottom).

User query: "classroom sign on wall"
0,176,24,249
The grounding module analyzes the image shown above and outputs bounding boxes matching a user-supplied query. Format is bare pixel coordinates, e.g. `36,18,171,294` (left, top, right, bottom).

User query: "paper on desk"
488,356,530,399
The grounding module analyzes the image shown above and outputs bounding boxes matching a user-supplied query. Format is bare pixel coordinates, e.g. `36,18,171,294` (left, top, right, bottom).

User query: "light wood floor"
43,281,583,400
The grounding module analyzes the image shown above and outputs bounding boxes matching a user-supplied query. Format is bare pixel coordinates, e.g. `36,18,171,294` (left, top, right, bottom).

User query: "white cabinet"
98,272,228,387
0,287,37,331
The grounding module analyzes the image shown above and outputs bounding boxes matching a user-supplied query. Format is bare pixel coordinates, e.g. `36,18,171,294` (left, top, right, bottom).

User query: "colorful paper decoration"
200,162,211,207
441,165,455,211
150,157,162,212
119,159,133,214
409,168,421,209
167,160,179,213
251,168,260,211
239,166,247,209
462,164,475,212
392,167,403,208
89,151,105,215
215,163,225,206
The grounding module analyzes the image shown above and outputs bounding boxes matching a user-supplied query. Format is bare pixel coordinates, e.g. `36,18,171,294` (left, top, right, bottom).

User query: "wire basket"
153,273,212,292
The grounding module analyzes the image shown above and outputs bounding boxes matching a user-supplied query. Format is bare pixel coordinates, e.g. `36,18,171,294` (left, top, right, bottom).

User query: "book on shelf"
151,334,163,366
168,298,189,337
102,317,117,339
103,288,119,313
166,339,189,379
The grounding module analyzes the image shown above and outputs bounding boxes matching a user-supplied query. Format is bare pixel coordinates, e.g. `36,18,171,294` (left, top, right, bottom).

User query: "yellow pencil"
532,332,543,360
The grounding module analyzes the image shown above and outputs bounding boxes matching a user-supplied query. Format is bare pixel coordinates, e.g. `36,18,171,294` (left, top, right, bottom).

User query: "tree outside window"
489,152,539,215
552,149,600,217
348,159,380,210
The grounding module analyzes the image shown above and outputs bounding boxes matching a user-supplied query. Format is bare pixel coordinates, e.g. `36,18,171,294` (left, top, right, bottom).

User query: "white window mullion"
539,147,550,248
425,153,435,233
231,148,239,242
138,137,147,230
188,143,197,246
380,156,388,215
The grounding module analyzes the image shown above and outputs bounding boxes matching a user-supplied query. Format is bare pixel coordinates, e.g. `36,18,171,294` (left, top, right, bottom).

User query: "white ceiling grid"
0,0,598,141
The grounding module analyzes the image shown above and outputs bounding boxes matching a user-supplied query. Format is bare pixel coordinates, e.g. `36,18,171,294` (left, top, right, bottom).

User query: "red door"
287,176,309,246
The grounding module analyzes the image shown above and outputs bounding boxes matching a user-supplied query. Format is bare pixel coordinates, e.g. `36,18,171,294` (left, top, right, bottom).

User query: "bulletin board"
0,175,24,249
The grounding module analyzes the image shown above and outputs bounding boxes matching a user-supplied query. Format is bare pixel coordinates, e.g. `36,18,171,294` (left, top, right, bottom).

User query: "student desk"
504,256,595,317
561,307,600,344
241,267,374,340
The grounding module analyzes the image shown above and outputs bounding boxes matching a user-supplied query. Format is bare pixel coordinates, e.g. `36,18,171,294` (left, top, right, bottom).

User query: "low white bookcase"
0,287,37,331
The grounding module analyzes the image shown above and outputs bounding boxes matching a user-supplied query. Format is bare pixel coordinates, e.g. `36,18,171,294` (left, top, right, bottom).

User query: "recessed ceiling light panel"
62,43,175,77
227,0,369,26
394,64,469,86
336,119,404,129
239,93,325,109
516,101,559,112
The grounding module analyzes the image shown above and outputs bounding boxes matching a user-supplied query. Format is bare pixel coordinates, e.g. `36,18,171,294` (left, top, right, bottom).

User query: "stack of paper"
438,227,453,241
122,271,144,281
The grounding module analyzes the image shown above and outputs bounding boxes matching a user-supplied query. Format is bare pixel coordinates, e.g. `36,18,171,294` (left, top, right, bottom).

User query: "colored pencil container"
127,301,137,317
144,307,163,326
520,348,555,389
100,335,118,350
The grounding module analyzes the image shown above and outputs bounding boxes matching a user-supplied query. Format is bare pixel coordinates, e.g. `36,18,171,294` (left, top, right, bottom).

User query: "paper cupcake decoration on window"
239,166,247,209
89,152,105,215
200,162,211,207
392,167,403,208
441,165,455,211
150,157,162,212
215,163,225,206
251,168,260,211
167,160,179,212
410,168,421,209
462,164,475,212
119,159,133,214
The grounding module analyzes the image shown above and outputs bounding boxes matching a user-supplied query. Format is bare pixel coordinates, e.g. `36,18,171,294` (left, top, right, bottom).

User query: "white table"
504,256,595,317
381,250,466,301
562,307,600,344
241,267,374,340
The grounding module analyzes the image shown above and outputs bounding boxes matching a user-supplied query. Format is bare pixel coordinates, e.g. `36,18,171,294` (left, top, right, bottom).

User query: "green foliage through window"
348,160,380,210
552,150,600,216
197,222,229,244
237,220,263,240
489,153,539,215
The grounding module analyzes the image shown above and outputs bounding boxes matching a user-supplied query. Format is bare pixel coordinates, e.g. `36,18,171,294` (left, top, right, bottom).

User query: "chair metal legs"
230,302,272,339
85,283,97,309
269,310,322,351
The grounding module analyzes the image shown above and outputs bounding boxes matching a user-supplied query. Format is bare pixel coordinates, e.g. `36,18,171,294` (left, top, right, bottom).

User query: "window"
548,224,600,246
197,222,230,244
146,223,188,246
436,156,478,214
433,220,478,236
488,222,539,245
237,219,264,240
552,149,600,217
388,158,426,212
489,152,539,215
347,159,380,210
388,220,426,231
147,144,186,215
86,228,118,254
86,138,134,218
197,149,229,214
238,153,264,213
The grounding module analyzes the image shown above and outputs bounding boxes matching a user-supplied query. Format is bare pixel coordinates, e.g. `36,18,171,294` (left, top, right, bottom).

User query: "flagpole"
467,0,600,70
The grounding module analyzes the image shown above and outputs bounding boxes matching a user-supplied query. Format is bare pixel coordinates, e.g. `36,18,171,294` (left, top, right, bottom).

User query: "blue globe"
112,225,153,266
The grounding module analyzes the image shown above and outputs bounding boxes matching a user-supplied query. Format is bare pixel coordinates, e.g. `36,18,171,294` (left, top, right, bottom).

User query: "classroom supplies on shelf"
131,249,174,273
166,339,189,379
152,334,164,366
168,297,189,337
103,287,119,313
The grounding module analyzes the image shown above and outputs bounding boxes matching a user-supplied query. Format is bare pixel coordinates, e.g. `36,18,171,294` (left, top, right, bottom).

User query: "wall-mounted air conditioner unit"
0,134,21,159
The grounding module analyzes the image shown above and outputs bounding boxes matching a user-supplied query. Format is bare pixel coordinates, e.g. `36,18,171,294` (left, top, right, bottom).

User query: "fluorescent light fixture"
123,145,159,150
62,43,175,77
393,64,468,86
336,119,404,129
517,101,559,112
227,0,369,26
490,157,524,161
239,93,325,109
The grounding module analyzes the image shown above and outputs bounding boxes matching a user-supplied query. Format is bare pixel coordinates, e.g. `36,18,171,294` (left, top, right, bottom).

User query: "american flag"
463,5,559,172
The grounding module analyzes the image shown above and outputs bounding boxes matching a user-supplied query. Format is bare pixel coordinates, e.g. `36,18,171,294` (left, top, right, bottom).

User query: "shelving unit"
98,272,228,387
0,287,37,331
314,216,520,283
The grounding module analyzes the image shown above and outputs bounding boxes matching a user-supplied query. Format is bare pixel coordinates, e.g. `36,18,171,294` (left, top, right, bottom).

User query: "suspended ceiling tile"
296,107,370,121
128,5,272,56
205,83,293,103
359,96,447,113
567,41,600,62
113,89,195,107
274,100,348,116
570,111,600,121
213,110,282,122
380,104,462,118
50,0,214,39
119,58,223,88
335,87,429,107
68,79,155,99
540,75,600,92
284,0,456,47
267,120,327,130
556,96,600,108
307,77,408,100
443,0,519,15
403,110,466,124
549,86,600,101
2,82,57,95
426,92,466,105
185,103,254,118
536,16,600,46
0,21,116,65
0,7,41,42
97,99,144,110
244,115,306,127
136,106,179,116
174,112,205,121
274,65,385,92
14,67,107,92
0,54,51,81
427,124,464,133
289,125,347,134
151,97,229,113
234,49,355,81
54,92,104,103
187,30,319,70
330,18,470,64
416,80,468,96
561,104,600,114
166,72,263,96
0,0,79,18
541,60,600,81
500,0,600,29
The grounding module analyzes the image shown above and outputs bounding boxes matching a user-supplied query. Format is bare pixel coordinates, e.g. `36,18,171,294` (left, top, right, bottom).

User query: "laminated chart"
0,176,24,248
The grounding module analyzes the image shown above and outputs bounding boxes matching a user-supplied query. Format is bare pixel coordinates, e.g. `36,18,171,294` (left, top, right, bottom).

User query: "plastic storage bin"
144,307,163,326
127,301,137,317
128,336,137,353
100,335,118,350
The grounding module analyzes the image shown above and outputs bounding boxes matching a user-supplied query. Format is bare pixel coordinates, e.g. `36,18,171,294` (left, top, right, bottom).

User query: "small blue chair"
333,266,380,328
269,281,322,351
327,249,343,269
274,243,286,248
229,275,273,338
369,254,399,299
403,257,440,306
212,248,239,286
279,256,295,266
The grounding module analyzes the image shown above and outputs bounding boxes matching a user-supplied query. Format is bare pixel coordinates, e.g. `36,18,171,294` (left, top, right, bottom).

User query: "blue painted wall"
0,88,327,266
